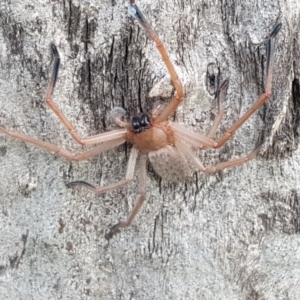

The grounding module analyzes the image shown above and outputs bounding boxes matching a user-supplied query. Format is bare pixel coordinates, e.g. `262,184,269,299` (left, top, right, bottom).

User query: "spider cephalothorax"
0,0,281,239
126,116,175,152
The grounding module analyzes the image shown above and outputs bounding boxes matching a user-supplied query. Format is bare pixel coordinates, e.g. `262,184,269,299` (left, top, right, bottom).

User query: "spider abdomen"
148,145,190,182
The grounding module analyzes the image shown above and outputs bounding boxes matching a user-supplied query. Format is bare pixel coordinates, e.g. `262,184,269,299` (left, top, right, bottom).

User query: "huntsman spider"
0,1,282,239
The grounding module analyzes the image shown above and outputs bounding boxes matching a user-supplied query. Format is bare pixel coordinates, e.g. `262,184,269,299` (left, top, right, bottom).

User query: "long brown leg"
171,122,217,148
206,79,228,139
204,145,262,173
45,44,86,145
175,138,262,173
199,79,229,150
171,80,228,149
170,122,217,148
0,125,126,160
45,45,129,145
68,147,139,193
105,153,147,240
168,24,280,152
214,23,282,148
81,129,127,145
129,1,184,123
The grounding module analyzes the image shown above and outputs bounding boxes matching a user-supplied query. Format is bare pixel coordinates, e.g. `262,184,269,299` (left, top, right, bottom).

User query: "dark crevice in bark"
259,190,300,234
5,23,24,56
206,61,221,96
291,77,300,139
77,12,153,134
9,230,29,269
65,0,81,42
264,74,300,159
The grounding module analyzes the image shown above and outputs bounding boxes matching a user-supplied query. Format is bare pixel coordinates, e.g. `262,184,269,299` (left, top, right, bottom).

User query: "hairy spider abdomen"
126,122,174,152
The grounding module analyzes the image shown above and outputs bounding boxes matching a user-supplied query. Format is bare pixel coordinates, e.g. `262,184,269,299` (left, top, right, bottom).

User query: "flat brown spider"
0,1,281,239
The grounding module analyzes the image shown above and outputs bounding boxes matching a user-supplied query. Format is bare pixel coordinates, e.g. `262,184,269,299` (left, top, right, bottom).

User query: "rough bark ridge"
0,0,300,299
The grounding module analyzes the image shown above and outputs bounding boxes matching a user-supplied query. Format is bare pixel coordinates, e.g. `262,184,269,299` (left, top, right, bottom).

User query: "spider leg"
81,129,127,145
214,23,282,148
0,125,126,160
129,2,184,123
105,153,147,240
45,44,84,145
199,79,229,150
171,80,228,149
172,22,280,151
171,122,217,148
2,44,128,151
206,79,228,140
45,44,129,146
175,138,263,173
68,147,139,193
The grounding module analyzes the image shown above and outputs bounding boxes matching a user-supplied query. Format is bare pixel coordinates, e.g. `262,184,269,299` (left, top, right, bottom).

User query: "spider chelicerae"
0,1,281,239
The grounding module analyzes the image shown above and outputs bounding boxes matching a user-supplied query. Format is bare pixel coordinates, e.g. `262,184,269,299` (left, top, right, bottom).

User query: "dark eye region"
132,114,150,133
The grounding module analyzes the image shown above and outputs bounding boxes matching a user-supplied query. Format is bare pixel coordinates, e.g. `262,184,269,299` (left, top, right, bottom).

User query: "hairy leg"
0,125,126,160
175,138,263,173
206,79,228,140
214,23,282,148
105,153,147,240
68,147,139,193
129,1,184,122
171,122,217,148
45,44,128,146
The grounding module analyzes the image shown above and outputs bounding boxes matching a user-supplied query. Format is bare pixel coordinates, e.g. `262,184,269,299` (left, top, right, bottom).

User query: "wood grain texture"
0,0,300,299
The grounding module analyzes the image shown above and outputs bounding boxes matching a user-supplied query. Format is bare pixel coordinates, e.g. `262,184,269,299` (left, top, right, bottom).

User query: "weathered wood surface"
0,0,300,299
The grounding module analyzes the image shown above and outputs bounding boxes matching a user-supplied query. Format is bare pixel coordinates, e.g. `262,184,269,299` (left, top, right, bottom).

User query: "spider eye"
132,116,141,132
140,114,150,128
132,114,150,133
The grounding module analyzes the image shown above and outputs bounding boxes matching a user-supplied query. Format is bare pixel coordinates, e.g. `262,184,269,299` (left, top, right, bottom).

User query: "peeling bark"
1,0,300,299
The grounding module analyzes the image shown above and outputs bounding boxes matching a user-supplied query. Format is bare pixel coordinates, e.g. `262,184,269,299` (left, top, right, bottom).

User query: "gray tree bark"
0,0,300,299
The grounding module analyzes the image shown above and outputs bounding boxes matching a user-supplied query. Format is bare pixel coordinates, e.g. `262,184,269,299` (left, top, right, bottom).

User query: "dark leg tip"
273,134,286,141
50,43,59,57
220,79,229,90
215,79,229,106
270,23,282,38
254,140,264,152
49,43,60,87
66,181,75,188
105,224,121,240
66,180,96,189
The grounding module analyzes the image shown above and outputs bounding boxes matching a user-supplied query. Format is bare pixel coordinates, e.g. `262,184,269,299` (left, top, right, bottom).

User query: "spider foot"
66,180,96,189
219,78,229,90
216,79,229,110
270,23,282,38
105,223,122,240
273,135,286,141
265,23,282,91
47,43,60,96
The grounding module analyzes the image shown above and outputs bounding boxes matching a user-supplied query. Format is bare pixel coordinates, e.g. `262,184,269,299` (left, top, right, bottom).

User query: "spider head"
132,113,151,133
